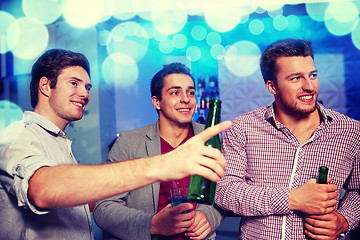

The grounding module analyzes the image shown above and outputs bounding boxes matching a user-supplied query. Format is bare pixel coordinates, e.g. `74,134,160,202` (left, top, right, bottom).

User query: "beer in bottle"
317,166,328,184
188,99,222,204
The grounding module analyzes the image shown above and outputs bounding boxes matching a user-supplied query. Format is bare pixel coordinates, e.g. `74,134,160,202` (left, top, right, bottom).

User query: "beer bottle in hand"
188,99,222,204
317,166,328,184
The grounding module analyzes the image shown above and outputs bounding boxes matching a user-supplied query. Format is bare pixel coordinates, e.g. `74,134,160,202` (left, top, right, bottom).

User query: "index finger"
192,121,232,143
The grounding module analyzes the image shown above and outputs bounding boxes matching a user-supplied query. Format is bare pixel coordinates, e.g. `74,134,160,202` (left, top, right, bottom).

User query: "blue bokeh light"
0,11,16,54
210,44,225,60
6,17,49,60
172,33,187,49
191,25,207,41
22,0,61,25
273,15,288,31
224,40,261,77
159,38,174,54
249,19,264,35
0,100,23,131
305,2,329,22
206,32,222,47
107,22,149,62
287,15,301,31
186,46,201,61
102,53,138,88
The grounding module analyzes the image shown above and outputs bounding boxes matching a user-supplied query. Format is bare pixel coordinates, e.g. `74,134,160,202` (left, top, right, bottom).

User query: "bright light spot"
206,32,222,47
172,33,187,49
0,11,16,54
351,22,360,50
153,30,167,41
186,46,201,62
151,1,187,35
249,19,264,35
98,30,111,46
325,17,359,36
326,1,359,23
268,8,283,18
110,0,138,20
0,100,23,131
204,8,240,32
210,44,225,60
159,38,174,54
273,15,288,31
324,2,359,36
22,0,61,25
102,53,138,88
224,41,261,77
259,2,284,12
107,22,149,62
7,17,48,60
287,15,301,31
62,0,104,29
191,25,207,41
305,2,329,22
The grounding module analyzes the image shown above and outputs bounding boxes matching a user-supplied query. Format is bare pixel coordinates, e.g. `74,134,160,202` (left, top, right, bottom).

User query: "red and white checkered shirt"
215,103,360,240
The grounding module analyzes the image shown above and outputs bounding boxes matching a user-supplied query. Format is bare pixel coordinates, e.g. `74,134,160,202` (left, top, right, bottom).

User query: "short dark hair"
30,49,90,108
150,62,195,101
260,38,314,84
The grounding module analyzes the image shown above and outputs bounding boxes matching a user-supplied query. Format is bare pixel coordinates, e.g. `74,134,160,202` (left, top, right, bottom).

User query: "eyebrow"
70,77,92,89
285,70,318,80
165,85,195,92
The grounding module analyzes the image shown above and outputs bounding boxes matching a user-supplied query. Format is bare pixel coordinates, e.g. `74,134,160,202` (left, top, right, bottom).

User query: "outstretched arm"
28,121,232,209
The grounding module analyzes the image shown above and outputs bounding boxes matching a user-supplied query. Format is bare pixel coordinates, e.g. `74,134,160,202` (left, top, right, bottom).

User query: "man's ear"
38,77,51,97
266,80,277,95
151,96,160,110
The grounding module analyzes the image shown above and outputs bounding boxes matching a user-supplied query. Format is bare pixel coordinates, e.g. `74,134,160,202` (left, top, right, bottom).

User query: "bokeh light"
102,53,138,88
186,46,201,61
62,0,105,29
159,38,174,54
6,17,49,60
249,19,264,35
191,25,207,41
151,1,188,35
206,32,222,47
351,21,360,50
268,8,283,18
0,100,23,131
172,33,188,49
98,30,111,46
324,1,359,36
305,2,329,22
0,11,16,54
107,22,149,62
273,15,288,31
210,44,225,60
287,15,301,31
204,8,240,32
224,40,261,77
22,0,62,25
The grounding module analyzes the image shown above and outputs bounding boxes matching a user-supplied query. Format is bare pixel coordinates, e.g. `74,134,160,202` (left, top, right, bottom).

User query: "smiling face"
152,73,196,127
267,56,319,118
43,66,92,128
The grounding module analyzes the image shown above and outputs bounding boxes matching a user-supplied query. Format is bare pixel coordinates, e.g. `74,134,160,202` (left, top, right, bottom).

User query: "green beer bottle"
188,99,222,204
317,166,328,184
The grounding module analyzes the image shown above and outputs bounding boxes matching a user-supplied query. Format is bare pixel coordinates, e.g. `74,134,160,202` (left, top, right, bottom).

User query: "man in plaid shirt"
215,38,360,239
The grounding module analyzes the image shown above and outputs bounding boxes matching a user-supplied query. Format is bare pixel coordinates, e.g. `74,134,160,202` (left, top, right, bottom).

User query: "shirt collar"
264,102,333,129
23,111,68,138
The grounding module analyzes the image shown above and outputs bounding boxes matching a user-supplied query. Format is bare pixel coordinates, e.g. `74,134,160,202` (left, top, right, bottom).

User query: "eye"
171,91,179,95
188,90,195,96
310,73,318,79
71,81,78,86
